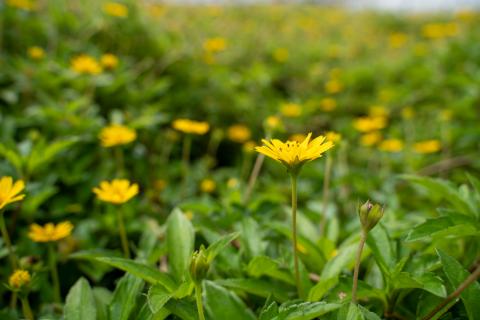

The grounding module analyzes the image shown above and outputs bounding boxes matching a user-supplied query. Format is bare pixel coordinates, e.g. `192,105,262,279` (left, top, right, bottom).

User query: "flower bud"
358,200,384,232
9,270,31,290
190,246,209,283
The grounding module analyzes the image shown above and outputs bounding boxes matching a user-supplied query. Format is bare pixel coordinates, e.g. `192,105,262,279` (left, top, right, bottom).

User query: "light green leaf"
148,285,172,314
215,278,291,301
109,274,144,320
204,280,256,320
321,242,357,279
205,232,240,263
308,276,338,302
247,255,295,285
64,277,96,320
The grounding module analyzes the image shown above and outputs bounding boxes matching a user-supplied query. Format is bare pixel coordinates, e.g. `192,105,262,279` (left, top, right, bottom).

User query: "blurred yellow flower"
325,79,343,94
227,124,251,143
71,55,102,75
101,53,119,69
28,221,73,242
227,178,239,188
379,139,404,152
103,2,128,18
9,270,31,289
203,37,227,53
369,105,388,117
360,132,382,147
281,103,302,117
353,116,387,132
389,32,408,48
0,177,25,210
200,179,216,193
172,119,210,135
99,124,136,147
6,0,35,10
273,48,289,63
27,46,45,60
413,140,441,154
422,23,459,39
256,133,334,169
242,141,257,153
289,133,307,142
93,179,139,204
320,98,337,112
401,106,415,119
265,116,281,130
326,131,341,143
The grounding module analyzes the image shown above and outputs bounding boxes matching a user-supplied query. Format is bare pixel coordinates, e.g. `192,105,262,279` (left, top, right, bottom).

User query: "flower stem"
320,155,333,236
0,213,17,269
195,282,206,320
20,296,34,320
422,263,480,320
117,206,130,258
290,174,302,297
48,243,61,303
181,134,192,198
114,147,124,177
352,230,367,303
243,154,264,204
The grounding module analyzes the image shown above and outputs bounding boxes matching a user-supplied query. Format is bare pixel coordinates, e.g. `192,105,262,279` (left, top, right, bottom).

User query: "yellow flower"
0,177,25,210
413,140,441,154
320,98,337,112
353,116,387,132
28,221,73,242
281,103,302,118
27,46,45,60
422,23,459,39
273,48,289,63
389,32,408,48
200,179,216,193
326,131,342,143
103,2,128,18
227,124,251,143
256,132,334,171
92,179,139,204
101,53,119,69
325,79,343,94
379,139,404,153
172,119,210,135
242,141,257,153
203,37,227,53
265,116,281,130
227,178,239,189
360,132,382,147
401,106,415,119
6,0,35,10
9,270,31,289
99,124,136,147
71,55,102,75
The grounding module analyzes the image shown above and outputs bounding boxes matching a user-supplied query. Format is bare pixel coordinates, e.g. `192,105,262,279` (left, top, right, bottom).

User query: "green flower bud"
358,200,384,232
190,246,209,283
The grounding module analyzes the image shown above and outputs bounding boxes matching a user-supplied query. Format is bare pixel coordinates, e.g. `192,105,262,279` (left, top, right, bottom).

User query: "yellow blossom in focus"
413,140,441,154
265,116,281,130
273,48,289,63
281,103,302,118
103,2,128,18
200,179,216,193
401,107,415,119
256,133,334,170
360,132,382,147
93,179,139,204
9,270,31,289
172,119,210,135
203,37,227,53
99,124,136,147
389,32,408,48
325,79,343,94
353,116,387,132
27,46,45,60
71,55,102,75
379,139,404,152
101,53,119,69
243,141,256,153
0,177,25,210
227,124,251,143
28,221,73,242
6,0,35,10
320,98,337,111
326,131,341,143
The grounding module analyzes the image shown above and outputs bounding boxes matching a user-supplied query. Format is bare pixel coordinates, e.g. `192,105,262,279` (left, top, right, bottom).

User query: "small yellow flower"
227,125,251,143
281,103,302,118
326,131,342,143
273,48,289,63
413,140,441,154
71,55,102,75
6,0,35,10
203,37,227,53
28,221,73,242
353,116,387,133
101,53,119,69
242,141,257,153
256,133,334,171
320,98,337,112
360,132,382,147
265,116,281,130
227,178,239,189
9,270,31,289
325,79,343,94
172,119,210,135
379,139,404,153
389,32,408,48
99,124,136,147
27,46,45,60
0,177,25,210
200,179,216,193
93,179,139,204
103,1,128,18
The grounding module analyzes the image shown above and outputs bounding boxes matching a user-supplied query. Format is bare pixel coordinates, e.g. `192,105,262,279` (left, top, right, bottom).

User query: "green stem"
352,230,367,303
320,155,333,235
117,206,130,258
195,282,206,320
181,134,192,198
48,243,61,303
0,213,17,269
20,296,34,320
114,147,125,177
243,154,264,204
290,174,302,297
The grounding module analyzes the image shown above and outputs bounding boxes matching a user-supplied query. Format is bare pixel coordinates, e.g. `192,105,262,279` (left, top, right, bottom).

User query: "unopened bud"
358,200,384,232
190,246,209,283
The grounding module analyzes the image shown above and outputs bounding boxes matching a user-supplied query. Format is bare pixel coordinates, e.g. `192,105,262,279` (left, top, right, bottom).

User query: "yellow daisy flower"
227,124,251,143
99,124,136,147
9,269,31,288
172,119,210,135
28,221,73,242
413,140,441,154
0,177,26,210
93,179,139,204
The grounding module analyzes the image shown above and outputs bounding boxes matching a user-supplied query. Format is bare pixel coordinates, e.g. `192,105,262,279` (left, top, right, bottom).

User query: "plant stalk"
243,154,264,204
20,296,34,320
352,230,367,303
117,206,130,258
48,243,61,303
195,282,206,320
290,174,302,297
320,155,333,235
0,213,17,269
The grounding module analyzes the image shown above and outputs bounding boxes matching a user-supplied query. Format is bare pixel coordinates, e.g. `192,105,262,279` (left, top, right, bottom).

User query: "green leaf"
164,299,199,320
166,208,195,282
0,143,22,173
241,217,265,259
366,224,396,277
247,256,295,285
259,301,278,320
64,277,97,320
204,280,256,320
346,303,364,320
109,274,144,320
205,232,240,263
406,217,453,242
321,242,358,279
215,278,291,301
92,287,112,320
148,285,172,314
308,276,338,302
273,302,342,320
437,249,480,320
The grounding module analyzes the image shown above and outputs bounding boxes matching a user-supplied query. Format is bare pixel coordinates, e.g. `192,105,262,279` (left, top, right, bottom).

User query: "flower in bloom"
265,116,282,130
101,53,119,69
202,37,227,53
289,133,307,142
256,133,334,171
6,0,35,10
27,46,45,60
320,98,337,112
9,270,31,289
326,131,342,143
71,55,102,75
281,103,302,118
353,116,387,133
227,124,251,143
378,139,404,152
28,221,73,242
360,132,382,147
0,177,25,210
99,124,136,147
103,2,128,18
200,179,216,193
92,179,139,204
413,140,441,154
172,119,210,135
